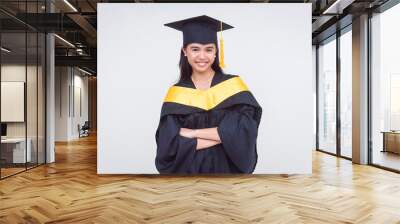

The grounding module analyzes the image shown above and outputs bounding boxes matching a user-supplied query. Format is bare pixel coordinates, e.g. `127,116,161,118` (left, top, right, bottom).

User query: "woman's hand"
192,127,221,142
179,128,197,138
180,128,222,150
196,138,221,150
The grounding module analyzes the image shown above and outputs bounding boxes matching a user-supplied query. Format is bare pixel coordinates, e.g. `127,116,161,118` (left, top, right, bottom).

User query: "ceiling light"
63,0,78,12
1,47,11,53
322,0,355,15
54,34,75,48
78,67,93,76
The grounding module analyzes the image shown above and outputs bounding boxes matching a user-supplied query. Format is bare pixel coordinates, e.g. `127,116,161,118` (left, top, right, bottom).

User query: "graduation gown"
155,72,262,174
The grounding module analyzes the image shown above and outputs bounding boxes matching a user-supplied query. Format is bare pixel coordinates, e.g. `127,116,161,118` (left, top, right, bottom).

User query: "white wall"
55,67,69,141
55,67,89,141
1,65,40,138
72,72,89,138
98,3,313,174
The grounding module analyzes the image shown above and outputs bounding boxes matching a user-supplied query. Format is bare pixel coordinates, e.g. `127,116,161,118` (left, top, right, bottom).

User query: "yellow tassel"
219,21,226,68
219,36,225,68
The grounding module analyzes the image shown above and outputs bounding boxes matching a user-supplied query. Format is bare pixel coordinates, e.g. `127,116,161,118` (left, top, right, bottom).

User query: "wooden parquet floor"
1,134,400,223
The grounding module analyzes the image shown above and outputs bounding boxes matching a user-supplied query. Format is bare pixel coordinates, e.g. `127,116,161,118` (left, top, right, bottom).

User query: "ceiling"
0,0,393,75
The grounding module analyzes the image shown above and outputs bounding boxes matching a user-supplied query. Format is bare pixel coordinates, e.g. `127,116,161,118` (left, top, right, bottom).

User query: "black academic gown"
155,73,262,174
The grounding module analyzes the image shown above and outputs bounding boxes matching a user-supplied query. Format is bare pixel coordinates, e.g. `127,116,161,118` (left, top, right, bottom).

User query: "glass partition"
370,3,400,171
0,1,46,179
0,31,28,177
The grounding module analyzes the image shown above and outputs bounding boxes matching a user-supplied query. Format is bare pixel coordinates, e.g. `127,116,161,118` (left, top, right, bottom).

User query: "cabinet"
382,131,400,154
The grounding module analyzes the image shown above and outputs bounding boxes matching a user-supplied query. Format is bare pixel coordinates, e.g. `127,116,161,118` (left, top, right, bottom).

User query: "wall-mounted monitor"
1,82,25,122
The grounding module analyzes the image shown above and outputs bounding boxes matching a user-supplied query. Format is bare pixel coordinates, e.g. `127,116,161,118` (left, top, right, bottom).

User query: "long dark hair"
178,43,224,82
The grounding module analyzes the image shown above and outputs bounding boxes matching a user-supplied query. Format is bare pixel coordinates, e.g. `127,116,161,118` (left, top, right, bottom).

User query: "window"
318,37,337,154
339,29,352,158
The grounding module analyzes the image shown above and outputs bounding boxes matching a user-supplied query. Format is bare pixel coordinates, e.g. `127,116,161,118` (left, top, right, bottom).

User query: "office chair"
79,121,90,138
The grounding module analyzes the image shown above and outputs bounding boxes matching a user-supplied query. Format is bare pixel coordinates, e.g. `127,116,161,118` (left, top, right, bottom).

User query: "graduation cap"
164,15,234,68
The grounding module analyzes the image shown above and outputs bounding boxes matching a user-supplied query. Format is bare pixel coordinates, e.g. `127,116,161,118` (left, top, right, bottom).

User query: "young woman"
155,15,262,174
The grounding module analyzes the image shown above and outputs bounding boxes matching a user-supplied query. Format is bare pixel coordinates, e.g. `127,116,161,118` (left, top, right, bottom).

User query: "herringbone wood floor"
1,134,400,224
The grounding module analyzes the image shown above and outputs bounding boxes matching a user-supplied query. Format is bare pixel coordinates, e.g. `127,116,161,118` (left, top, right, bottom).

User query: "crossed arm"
179,127,222,150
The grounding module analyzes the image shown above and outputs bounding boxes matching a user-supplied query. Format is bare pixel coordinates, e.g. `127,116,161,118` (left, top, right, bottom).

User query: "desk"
382,131,400,154
1,138,32,163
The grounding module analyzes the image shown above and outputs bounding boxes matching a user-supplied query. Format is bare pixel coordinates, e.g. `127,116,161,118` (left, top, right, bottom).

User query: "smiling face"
182,43,217,74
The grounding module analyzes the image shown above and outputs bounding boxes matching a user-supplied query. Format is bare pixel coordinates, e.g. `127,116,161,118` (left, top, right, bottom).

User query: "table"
1,138,32,163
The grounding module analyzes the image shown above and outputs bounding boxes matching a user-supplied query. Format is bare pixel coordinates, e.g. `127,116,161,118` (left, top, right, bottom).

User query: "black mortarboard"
164,15,234,68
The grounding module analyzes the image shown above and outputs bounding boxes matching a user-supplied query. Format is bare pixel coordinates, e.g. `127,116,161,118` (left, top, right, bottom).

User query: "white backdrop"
98,3,313,174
